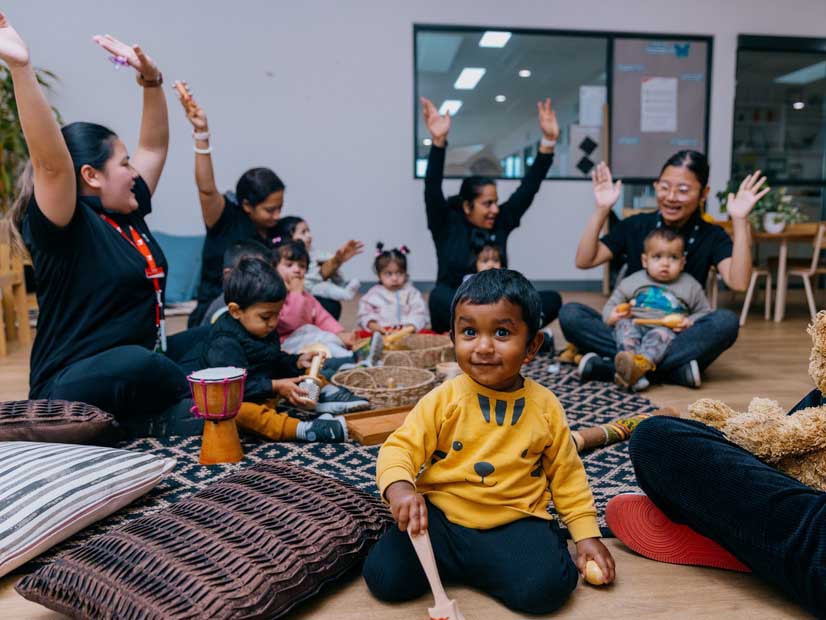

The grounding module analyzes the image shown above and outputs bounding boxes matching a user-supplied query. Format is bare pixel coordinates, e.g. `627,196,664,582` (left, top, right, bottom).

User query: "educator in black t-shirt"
176,89,285,327
5,21,201,436
421,97,563,333
560,151,769,387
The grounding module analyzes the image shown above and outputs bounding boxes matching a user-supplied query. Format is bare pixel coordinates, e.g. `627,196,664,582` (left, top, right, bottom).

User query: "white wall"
8,0,826,282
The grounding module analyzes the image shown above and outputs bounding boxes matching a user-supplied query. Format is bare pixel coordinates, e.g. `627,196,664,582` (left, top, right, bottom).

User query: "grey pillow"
17,460,392,619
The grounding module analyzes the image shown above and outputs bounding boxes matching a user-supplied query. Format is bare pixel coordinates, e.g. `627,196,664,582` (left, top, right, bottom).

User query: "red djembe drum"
187,367,247,465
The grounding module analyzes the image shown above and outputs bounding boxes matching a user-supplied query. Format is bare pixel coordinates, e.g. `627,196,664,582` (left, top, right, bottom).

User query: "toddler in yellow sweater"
363,269,615,615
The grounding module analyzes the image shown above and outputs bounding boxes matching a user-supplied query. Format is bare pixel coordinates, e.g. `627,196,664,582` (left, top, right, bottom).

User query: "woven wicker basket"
332,366,437,407
382,334,454,369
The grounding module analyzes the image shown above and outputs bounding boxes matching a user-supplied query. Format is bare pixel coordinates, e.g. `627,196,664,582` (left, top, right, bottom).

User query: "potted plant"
717,181,806,233
0,64,60,213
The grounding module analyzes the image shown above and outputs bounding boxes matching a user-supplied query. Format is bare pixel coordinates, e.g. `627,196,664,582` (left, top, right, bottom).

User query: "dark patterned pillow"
17,460,392,619
0,400,115,444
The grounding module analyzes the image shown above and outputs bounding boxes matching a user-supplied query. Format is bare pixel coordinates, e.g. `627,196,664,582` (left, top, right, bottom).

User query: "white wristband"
194,145,213,155
540,137,557,148
192,130,210,141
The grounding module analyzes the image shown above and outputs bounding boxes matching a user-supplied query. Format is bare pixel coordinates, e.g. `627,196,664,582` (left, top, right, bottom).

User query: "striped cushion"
0,442,175,577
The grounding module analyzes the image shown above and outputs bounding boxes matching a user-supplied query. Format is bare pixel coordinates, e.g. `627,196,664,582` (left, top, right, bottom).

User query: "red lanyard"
100,214,167,352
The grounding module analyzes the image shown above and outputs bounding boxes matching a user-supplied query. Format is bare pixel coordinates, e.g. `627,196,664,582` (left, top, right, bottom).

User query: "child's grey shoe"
670,359,701,388
315,384,370,414
296,414,348,442
577,352,615,383
631,376,651,392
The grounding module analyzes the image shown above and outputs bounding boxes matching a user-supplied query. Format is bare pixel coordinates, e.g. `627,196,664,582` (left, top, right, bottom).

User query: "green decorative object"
717,181,806,231
0,65,60,213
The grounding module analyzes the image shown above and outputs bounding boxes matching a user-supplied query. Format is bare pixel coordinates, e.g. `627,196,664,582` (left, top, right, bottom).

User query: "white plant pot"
763,212,786,234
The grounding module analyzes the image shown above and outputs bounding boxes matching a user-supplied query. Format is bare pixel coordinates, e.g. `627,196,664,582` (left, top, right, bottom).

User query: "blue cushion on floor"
152,232,204,303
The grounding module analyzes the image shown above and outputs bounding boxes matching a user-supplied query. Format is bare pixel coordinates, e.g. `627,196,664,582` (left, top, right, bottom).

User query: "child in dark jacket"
196,257,347,442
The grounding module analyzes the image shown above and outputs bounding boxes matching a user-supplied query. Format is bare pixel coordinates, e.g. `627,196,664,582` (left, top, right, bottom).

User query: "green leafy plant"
0,65,61,213
717,181,806,230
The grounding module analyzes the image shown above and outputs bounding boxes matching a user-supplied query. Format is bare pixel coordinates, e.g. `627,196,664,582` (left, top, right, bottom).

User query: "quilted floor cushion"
17,460,392,619
0,400,115,444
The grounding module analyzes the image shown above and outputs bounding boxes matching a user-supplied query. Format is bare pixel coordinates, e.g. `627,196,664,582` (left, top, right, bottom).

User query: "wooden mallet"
408,530,465,620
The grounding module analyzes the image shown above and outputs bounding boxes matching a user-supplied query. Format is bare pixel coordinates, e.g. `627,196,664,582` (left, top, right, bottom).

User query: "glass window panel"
415,27,608,179
733,48,826,184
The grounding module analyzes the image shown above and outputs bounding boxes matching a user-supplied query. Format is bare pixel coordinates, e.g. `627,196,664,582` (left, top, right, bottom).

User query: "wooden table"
719,221,821,322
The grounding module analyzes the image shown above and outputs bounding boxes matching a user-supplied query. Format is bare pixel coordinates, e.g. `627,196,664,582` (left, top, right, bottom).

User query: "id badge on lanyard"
100,215,167,352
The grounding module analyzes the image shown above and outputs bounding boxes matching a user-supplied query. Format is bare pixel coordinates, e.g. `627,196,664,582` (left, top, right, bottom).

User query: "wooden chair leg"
802,275,817,322
0,291,7,357
1,285,14,342
765,272,772,321
12,282,30,344
740,271,759,326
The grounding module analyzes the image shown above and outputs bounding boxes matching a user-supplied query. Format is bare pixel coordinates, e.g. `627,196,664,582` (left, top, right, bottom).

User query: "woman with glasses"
559,151,768,387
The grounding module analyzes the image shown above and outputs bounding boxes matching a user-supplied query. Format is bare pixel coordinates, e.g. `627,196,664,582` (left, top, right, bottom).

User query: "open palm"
92,34,159,80
537,98,559,141
420,97,451,141
0,13,29,67
727,171,769,219
592,162,622,211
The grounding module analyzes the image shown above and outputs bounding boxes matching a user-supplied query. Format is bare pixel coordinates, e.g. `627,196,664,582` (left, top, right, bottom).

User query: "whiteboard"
610,38,710,179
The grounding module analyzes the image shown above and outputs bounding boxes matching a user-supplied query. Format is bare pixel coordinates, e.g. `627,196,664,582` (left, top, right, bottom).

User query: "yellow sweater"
377,374,601,542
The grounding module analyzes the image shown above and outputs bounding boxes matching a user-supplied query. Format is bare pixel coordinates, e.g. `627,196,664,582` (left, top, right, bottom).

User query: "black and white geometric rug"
23,360,656,571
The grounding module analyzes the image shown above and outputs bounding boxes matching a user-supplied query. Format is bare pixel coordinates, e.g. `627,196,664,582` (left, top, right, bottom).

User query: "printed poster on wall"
610,38,709,179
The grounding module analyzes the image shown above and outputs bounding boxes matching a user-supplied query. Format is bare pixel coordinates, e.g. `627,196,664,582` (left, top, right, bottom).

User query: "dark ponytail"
236,167,285,207
8,122,117,255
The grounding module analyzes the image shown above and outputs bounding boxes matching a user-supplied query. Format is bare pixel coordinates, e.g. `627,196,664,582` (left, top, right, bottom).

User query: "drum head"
188,367,246,382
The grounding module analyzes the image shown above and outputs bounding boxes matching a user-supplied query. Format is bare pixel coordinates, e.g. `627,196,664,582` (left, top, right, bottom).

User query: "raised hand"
334,239,364,265
592,162,622,211
92,34,159,81
537,98,559,141
0,13,30,68
420,97,451,146
727,170,770,220
173,80,208,131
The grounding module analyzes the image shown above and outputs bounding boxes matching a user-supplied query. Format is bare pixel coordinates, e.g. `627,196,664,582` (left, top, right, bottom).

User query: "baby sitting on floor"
357,243,429,334
597,227,711,391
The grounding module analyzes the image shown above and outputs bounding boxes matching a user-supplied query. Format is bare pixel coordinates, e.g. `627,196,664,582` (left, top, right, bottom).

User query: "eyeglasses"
653,182,698,201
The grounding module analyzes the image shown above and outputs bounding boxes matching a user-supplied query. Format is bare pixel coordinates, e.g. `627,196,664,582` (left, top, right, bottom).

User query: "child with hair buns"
357,243,430,333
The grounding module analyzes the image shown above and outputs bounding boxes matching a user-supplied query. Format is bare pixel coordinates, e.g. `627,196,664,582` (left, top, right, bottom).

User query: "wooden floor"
0,290,818,619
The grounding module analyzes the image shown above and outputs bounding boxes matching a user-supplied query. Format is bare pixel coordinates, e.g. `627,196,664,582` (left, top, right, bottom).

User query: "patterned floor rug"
23,359,656,571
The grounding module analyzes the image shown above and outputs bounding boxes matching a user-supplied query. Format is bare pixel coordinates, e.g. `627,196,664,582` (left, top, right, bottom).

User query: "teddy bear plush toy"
687,311,826,491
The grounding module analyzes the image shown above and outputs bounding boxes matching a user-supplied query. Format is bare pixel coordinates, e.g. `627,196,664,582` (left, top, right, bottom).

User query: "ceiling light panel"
454,67,486,90
479,31,512,48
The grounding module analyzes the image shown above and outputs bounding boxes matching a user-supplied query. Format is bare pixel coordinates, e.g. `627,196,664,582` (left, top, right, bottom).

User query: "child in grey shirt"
603,227,711,391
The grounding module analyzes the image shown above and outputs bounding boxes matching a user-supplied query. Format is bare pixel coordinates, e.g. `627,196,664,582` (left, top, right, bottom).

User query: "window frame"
413,23,713,183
